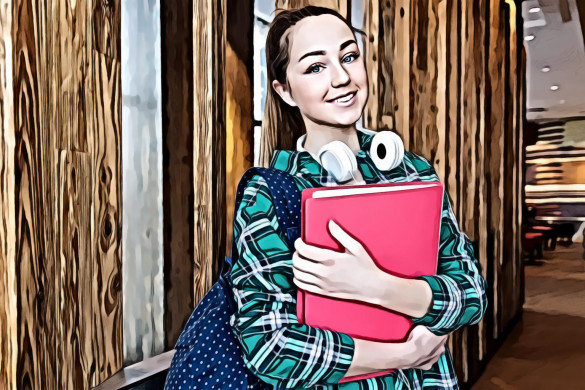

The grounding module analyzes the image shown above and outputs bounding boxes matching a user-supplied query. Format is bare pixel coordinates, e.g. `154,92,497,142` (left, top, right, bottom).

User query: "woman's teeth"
335,92,354,103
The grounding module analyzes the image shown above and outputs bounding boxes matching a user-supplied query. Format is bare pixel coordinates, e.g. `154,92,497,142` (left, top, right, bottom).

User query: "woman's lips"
328,91,357,106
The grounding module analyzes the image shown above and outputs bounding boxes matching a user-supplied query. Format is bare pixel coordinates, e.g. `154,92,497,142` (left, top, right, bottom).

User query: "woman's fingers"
294,237,338,263
404,326,448,370
292,265,323,288
293,277,322,294
292,251,326,275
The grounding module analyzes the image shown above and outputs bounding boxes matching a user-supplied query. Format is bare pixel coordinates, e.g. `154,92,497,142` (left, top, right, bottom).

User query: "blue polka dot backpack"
165,167,301,390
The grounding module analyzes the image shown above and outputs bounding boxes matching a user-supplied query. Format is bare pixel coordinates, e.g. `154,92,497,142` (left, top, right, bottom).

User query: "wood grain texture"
486,0,506,339
161,0,195,351
192,0,227,307
275,0,349,17
362,0,380,130
88,48,123,387
362,0,524,386
12,1,58,387
0,0,17,388
1,0,123,388
226,0,254,260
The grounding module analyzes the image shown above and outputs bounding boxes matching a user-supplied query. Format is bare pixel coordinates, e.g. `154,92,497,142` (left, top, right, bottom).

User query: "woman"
230,6,487,389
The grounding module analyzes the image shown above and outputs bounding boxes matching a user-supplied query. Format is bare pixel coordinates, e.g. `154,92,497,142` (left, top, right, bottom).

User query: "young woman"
230,6,487,389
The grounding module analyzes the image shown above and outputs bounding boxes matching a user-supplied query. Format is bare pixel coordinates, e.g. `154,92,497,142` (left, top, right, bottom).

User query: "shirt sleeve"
229,174,355,389
410,157,488,335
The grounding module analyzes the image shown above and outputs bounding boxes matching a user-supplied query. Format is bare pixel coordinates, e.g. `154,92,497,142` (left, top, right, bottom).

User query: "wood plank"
0,1,17,388
275,0,349,17
56,150,94,389
362,0,379,130
12,0,58,387
93,350,175,390
192,0,227,306
486,0,506,339
410,0,440,160
161,0,195,351
226,0,254,259
87,48,123,387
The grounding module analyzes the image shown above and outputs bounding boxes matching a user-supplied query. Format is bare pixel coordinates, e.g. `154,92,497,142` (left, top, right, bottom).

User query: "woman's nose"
330,61,351,87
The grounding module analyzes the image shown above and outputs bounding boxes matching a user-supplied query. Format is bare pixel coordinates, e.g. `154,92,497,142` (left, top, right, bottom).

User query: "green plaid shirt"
230,130,488,389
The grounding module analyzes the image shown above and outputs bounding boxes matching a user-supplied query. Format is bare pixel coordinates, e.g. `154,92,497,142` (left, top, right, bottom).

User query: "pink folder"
297,181,443,383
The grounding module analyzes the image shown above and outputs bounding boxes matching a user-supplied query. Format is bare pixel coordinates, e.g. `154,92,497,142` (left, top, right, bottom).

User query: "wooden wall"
0,0,525,388
0,0,227,388
0,0,122,388
362,0,525,387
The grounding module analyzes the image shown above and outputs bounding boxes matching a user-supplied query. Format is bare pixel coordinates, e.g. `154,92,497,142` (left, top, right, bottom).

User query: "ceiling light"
529,7,541,13
541,66,551,72
550,85,560,91
525,34,535,41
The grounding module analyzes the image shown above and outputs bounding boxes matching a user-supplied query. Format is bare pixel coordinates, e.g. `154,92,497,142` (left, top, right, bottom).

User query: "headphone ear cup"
318,140,357,183
370,131,404,171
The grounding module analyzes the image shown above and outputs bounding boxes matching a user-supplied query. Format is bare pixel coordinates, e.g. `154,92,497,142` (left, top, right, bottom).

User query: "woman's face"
273,14,368,128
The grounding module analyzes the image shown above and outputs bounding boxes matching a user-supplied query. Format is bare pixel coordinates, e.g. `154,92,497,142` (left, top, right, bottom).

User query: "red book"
297,181,443,383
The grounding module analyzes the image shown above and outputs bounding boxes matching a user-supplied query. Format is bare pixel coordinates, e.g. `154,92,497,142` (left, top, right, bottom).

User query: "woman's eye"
342,53,359,63
306,64,323,74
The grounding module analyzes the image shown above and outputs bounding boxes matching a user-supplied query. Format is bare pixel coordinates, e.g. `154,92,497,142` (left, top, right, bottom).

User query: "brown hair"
258,6,363,167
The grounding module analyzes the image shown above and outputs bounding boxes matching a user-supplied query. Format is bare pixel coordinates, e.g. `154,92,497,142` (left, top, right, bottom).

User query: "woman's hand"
292,220,433,318
395,326,448,370
292,220,388,305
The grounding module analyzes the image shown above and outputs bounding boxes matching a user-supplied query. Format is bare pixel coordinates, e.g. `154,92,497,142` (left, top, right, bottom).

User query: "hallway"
472,243,585,389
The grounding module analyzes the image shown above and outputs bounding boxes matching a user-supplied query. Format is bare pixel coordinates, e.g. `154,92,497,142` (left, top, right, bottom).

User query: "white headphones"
296,128,405,184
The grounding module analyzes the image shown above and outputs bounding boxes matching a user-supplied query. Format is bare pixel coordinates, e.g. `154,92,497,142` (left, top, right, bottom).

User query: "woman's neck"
302,124,361,156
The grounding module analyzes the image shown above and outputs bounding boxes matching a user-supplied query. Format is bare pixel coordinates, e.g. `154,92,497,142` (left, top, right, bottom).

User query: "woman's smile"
327,90,357,106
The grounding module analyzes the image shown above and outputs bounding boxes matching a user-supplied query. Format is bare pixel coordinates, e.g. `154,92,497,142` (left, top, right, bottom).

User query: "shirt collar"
269,129,376,186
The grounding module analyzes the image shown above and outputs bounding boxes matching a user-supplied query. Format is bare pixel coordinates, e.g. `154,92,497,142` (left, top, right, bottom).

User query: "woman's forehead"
288,15,355,61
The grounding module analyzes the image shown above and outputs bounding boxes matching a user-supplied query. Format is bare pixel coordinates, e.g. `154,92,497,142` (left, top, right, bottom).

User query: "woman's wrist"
371,271,433,319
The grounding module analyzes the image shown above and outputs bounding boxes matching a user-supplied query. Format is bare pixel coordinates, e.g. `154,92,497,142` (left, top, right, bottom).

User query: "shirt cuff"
320,331,356,384
410,275,451,330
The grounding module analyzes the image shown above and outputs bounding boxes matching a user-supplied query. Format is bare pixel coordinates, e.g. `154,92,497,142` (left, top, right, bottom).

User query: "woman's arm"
231,174,357,388
342,326,447,379
409,187,488,335
405,156,488,335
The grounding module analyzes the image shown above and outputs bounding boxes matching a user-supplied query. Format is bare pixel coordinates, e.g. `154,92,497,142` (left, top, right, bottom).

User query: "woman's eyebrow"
298,40,357,63
340,39,357,50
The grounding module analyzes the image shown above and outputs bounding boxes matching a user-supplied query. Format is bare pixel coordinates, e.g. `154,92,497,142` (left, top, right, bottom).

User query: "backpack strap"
226,167,301,271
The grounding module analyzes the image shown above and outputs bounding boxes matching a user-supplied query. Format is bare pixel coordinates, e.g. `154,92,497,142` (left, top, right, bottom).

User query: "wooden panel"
409,0,440,161
12,1,58,388
486,0,506,339
226,0,254,259
362,0,380,130
275,0,349,17
192,0,227,306
161,0,195,351
366,0,524,386
0,1,16,388
372,0,411,142
1,0,123,388
87,47,123,387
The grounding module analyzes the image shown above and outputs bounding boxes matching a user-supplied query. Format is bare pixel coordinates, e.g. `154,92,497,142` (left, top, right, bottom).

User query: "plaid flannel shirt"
229,130,488,389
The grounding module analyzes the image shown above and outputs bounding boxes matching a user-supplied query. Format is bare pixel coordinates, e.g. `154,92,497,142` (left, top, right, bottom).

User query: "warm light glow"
541,66,551,72
526,184,585,192
529,7,541,13
525,34,535,41
550,85,560,91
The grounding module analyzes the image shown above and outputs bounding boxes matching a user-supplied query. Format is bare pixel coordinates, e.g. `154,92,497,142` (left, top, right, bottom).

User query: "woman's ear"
272,79,297,107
